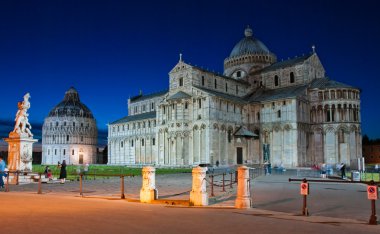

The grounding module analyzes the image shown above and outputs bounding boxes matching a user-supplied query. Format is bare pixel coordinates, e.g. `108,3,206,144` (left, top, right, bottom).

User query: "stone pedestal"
140,166,158,203
235,166,251,209
4,132,38,184
190,166,208,206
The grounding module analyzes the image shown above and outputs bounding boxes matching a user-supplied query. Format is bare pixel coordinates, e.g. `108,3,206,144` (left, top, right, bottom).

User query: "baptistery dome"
42,87,98,165
48,87,94,118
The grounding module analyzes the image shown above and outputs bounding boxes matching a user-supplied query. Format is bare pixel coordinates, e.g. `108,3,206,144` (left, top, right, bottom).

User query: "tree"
102,146,108,164
362,134,370,145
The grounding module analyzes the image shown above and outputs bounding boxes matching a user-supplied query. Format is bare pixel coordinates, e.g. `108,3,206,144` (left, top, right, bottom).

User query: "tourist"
47,169,53,181
321,163,327,178
340,163,346,179
268,162,272,175
0,156,6,188
59,160,67,184
264,161,269,175
44,165,50,177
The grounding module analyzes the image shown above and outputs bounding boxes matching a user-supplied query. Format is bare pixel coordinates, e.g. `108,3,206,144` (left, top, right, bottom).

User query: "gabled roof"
194,86,247,104
245,85,308,103
309,78,356,90
130,90,168,103
256,54,312,74
167,91,191,101
234,126,257,138
110,111,156,125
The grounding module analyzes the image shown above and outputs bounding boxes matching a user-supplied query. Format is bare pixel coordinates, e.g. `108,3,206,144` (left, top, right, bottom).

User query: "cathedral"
108,26,362,168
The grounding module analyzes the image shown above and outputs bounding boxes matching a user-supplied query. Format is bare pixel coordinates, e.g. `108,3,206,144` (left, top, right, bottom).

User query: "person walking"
0,156,6,188
340,163,346,179
59,160,67,184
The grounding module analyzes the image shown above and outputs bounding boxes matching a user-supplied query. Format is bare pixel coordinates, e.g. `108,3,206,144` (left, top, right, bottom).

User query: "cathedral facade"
42,87,98,165
108,27,361,168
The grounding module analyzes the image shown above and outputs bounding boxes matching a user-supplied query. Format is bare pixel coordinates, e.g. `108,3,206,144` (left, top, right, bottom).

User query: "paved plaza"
1,173,380,233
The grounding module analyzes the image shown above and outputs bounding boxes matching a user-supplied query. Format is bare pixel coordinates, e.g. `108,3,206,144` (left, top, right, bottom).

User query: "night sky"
1,0,380,144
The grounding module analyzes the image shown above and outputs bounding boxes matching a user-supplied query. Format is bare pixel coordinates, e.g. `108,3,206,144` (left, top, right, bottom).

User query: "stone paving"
2,172,379,223
3,173,237,203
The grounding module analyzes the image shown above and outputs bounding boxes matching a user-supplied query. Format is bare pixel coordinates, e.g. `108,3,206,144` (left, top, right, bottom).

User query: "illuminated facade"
108,26,362,168
42,87,98,165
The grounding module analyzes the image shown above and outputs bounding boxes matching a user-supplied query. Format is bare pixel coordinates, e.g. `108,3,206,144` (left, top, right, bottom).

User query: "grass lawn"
32,164,192,180
347,172,380,182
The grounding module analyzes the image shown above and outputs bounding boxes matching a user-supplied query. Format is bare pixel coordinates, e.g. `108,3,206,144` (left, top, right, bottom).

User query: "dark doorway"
79,154,84,164
236,147,243,164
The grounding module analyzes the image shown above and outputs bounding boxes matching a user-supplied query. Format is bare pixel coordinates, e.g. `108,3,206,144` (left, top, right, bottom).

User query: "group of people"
317,163,346,179
44,160,67,183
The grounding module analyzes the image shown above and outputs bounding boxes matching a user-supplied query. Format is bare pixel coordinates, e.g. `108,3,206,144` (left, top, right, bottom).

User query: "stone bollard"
190,166,208,206
140,166,158,203
235,166,251,209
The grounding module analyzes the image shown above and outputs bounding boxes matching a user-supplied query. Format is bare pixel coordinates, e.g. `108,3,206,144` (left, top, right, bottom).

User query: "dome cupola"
224,26,277,78
48,87,94,118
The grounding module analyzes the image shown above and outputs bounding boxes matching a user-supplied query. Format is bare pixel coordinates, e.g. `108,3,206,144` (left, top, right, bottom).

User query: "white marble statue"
13,93,33,137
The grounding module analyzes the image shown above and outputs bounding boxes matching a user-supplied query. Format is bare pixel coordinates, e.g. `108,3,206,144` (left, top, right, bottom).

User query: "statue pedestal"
4,133,38,184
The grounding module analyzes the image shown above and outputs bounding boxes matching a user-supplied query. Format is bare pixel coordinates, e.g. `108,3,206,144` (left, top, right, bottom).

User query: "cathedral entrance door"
79,154,83,164
236,147,243,164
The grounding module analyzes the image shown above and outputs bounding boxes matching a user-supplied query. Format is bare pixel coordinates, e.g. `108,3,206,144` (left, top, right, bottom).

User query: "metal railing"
1,170,135,198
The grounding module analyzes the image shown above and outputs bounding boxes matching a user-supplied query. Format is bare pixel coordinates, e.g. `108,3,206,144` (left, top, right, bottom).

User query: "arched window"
277,110,281,118
257,112,260,121
214,79,217,89
185,102,188,109
131,140,134,147
236,71,241,78
121,141,123,148
228,130,232,143
338,129,345,143
179,77,183,87
274,75,279,86
66,135,69,141
290,72,295,83
142,139,145,146
202,76,205,86
152,138,155,145
225,83,228,92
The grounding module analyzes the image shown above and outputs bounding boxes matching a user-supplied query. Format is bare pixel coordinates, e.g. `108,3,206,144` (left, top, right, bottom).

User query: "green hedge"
32,165,191,180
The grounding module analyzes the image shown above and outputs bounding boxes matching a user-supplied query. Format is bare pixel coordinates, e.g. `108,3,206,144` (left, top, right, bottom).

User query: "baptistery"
42,87,98,165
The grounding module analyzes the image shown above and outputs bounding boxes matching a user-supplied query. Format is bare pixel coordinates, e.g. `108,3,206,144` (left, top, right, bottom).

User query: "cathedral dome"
48,87,94,118
229,26,270,57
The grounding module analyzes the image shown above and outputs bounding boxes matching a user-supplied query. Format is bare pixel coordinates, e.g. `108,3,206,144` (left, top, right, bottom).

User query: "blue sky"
0,0,379,141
